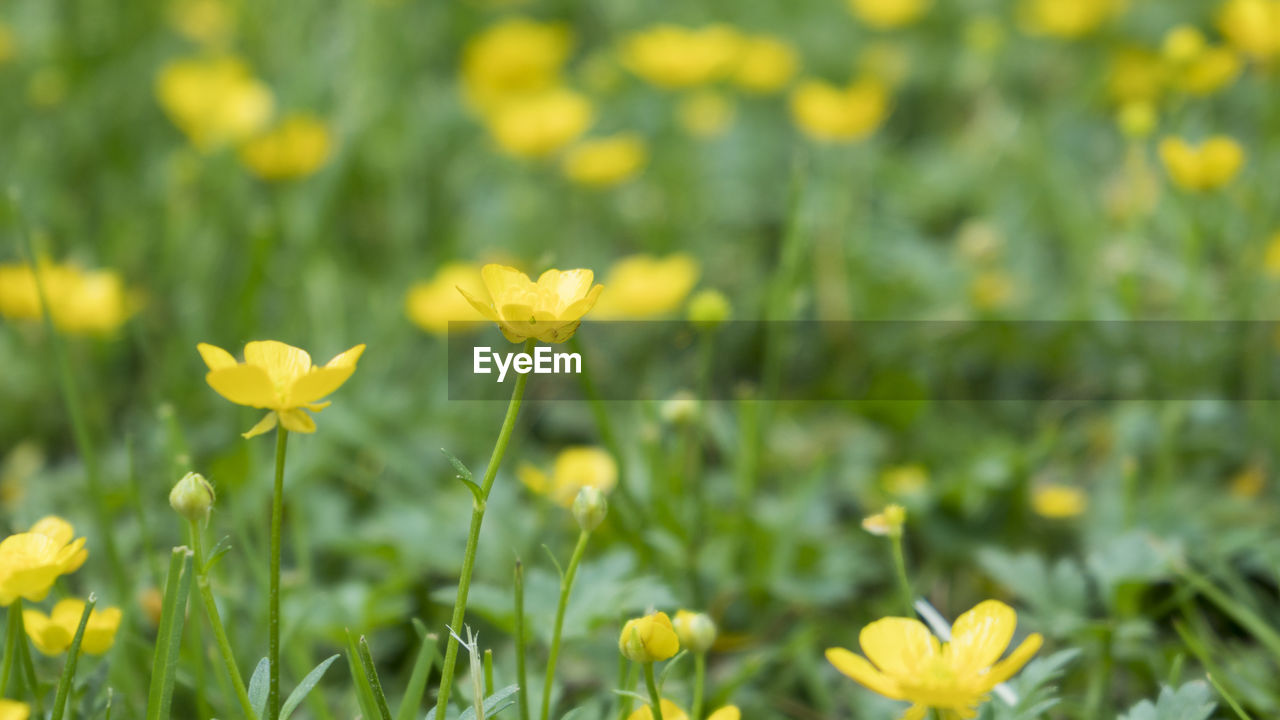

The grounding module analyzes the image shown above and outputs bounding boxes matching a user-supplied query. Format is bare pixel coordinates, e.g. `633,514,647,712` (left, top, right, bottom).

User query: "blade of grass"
358,635,394,720
396,620,439,720
147,547,195,720
51,594,97,720
345,630,379,720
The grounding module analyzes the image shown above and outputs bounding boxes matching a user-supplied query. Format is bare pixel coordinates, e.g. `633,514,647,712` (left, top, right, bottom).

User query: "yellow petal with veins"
245,340,312,386
197,342,238,371
947,600,1016,674
825,647,905,699
206,365,278,408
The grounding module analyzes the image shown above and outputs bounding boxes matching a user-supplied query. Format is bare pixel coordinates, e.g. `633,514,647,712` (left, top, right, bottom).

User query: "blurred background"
3,0,1280,717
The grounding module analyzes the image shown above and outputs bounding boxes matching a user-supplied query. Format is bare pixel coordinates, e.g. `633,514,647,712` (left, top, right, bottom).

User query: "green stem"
269,427,290,720
540,530,592,720
890,534,914,617
434,338,535,719
1,600,21,696
642,663,664,720
691,653,706,720
189,519,257,720
514,560,530,720
51,595,96,720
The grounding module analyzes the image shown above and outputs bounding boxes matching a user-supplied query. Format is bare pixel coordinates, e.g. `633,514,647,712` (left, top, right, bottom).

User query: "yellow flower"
970,270,1017,310
461,18,572,113
848,0,930,29
239,114,333,181
1158,136,1245,192
621,25,743,89
882,465,928,496
1019,0,1125,39
672,610,716,653
826,600,1043,719
563,134,648,187
485,88,594,158
1229,464,1265,498
458,264,603,343
591,254,700,319
0,22,15,65
0,262,137,335
406,262,489,335
619,611,680,663
706,708,740,720
1263,232,1280,276
677,91,736,138
196,340,366,438
732,35,798,93
627,700,688,720
1107,48,1166,105
1162,26,1241,96
862,504,906,538
0,700,30,720
1218,0,1280,61
518,446,617,507
1117,101,1157,139
0,517,88,606
789,78,890,143
1031,484,1087,518
23,598,122,655
169,0,234,46
155,56,274,150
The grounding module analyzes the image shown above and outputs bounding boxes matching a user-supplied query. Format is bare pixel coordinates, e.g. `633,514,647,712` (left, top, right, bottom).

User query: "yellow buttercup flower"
155,56,274,150
0,517,88,606
406,262,489,335
461,18,572,113
1107,48,1166,105
677,91,735,138
591,254,700,319
485,88,593,158
23,598,123,655
1218,0,1280,61
1117,101,1157,139
619,611,680,663
563,134,648,187
621,25,743,89
169,0,234,46
1031,484,1087,518
458,264,603,344
0,700,30,720
732,35,798,93
626,699,688,720
862,504,906,538
789,78,890,142
848,0,930,30
1019,0,1125,39
517,446,617,507
1162,26,1240,96
826,600,1043,719
239,114,333,181
1158,136,1245,192
0,262,137,335
197,340,366,438
1263,232,1280,276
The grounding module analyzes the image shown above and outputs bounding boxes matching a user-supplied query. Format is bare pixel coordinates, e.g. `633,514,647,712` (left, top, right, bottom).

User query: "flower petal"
947,600,1016,673
898,706,929,720
706,707,740,720
197,343,238,371
983,632,1043,688
859,617,940,679
288,366,356,406
825,647,905,700
458,286,499,321
28,516,74,545
537,268,594,305
242,411,279,439
244,340,312,387
207,365,278,408
278,408,317,433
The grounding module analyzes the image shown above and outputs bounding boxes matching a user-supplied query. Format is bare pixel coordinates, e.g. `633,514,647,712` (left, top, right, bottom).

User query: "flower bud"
619,611,679,663
572,486,608,532
861,503,906,538
170,472,215,523
687,289,731,329
672,610,716,654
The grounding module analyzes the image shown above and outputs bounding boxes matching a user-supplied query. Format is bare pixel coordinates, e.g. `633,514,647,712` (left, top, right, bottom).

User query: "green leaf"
1118,682,1216,720
204,535,233,573
50,594,96,720
397,622,439,720
346,630,381,720
248,657,270,719
427,684,522,720
280,654,339,720
442,449,484,508
146,547,195,720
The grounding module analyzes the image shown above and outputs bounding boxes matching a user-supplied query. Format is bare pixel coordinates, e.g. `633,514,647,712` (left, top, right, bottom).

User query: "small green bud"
687,289,731,329
170,472,215,523
673,610,716,654
572,486,608,532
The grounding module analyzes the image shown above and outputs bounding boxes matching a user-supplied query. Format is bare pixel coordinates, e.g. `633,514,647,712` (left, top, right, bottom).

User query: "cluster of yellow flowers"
519,446,617,507
0,261,137,334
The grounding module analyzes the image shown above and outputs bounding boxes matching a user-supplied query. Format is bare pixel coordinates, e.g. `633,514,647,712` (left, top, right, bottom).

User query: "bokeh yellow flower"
0,517,88,606
0,22,15,65
706,708,740,720
459,264,603,343
1218,0,1280,61
24,598,123,655
518,446,617,507
484,88,594,158
197,340,366,438
732,35,798,93
591,253,700,319
626,699,688,720
155,56,274,150
848,0,930,30
970,270,1018,310
1019,0,1125,39
562,133,648,187
239,114,333,181
0,700,29,720
882,464,929,496
406,262,489,334
1163,26,1240,96
620,611,680,663
461,18,572,112
687,288,731,328
789,78,890,142
1229,464,1265,498
1117,101,1157,139
0,262,137,335
1158,136,1245,192
1107,48,1166,105
621,25,742,89
826,600,1042,718
1031,484,1087,518
677,91,736,138
862,504,906,538
169,0,235,46
1263,232,1280,277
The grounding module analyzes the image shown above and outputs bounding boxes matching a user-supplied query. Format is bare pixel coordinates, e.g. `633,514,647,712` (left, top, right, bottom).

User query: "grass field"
3,0,1280,718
